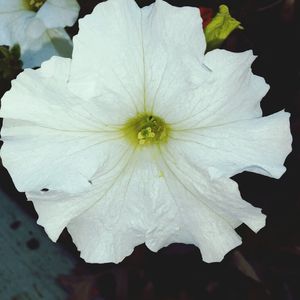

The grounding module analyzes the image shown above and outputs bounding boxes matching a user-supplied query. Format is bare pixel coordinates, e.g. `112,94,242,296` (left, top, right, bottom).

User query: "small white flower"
0,0,80,68
0,0,292,263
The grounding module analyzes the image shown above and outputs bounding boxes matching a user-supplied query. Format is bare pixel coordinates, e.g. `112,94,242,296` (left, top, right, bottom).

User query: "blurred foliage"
0,44,22,80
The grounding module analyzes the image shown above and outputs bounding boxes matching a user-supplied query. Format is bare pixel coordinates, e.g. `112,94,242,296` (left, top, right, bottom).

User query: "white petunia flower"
0,0,80,68
0,0,292,263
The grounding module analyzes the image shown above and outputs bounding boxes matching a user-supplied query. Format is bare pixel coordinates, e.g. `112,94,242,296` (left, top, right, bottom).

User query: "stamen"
122,113,170,147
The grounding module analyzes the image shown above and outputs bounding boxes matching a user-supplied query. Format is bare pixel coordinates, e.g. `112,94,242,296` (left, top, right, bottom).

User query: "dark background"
1,0,300,299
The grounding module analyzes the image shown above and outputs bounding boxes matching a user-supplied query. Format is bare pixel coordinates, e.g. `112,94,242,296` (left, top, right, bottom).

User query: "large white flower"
0,0,292,263
0,0,80,68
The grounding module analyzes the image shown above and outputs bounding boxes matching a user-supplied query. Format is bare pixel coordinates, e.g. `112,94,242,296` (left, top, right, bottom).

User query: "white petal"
26,17,46,39
0,0,25,10
36,0,80,28
200,50,267,125
1,56,76,129
0,56,126,193
0,0,76,67
0,9,35,46
157,50,269,127
141,0,206,111
0,0,28,38
21,28,73,68
69,0,144,115
170,111,292,179
67,149,162,263
157,148,266,262
26,145,134,241
65,147,264,264
69,0,206,118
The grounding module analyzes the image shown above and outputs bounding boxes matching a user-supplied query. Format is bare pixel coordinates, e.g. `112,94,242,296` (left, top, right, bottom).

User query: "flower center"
24,0,46,12
122,113,170,146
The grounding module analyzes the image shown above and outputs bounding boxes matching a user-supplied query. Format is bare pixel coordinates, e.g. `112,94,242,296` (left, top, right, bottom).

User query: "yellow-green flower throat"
24,0,46,12
122,113,170,147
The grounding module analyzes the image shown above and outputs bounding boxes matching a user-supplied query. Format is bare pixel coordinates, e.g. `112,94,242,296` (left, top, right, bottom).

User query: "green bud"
204,5,243,52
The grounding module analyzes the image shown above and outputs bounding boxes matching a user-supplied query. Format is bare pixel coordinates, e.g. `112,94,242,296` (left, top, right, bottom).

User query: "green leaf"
204,5,243,52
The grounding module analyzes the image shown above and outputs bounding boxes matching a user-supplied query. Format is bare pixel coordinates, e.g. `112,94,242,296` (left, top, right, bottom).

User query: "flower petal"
157,148,266,262
69,0,144,114
200,49,267,125
0,0,76,67
26,145,134,241
36,0,80,28
0,0,25,10
21,28,72,68
64,147,264,264
69,0,206,117
26,17,46,39
170,111,292,179
0,56,126,193
0,8,34,46
67,149,163,263
156,50,269,127
141,0,206,111
0,0,28,37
